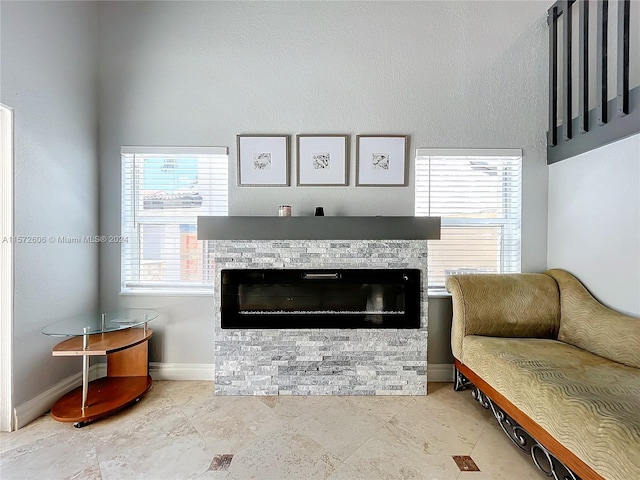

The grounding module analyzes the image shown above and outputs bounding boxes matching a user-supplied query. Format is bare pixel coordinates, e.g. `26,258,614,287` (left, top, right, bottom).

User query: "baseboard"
149,362,215,381
428,363,454,382
14,362,452,427
13,364,104,430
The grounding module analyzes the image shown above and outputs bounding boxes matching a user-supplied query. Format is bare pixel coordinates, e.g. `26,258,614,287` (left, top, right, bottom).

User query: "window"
415,149,522,291
121,146,228,294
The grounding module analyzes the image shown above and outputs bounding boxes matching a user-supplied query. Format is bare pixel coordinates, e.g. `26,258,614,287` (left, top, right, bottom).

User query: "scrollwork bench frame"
455,361,597,480
446,269,640,480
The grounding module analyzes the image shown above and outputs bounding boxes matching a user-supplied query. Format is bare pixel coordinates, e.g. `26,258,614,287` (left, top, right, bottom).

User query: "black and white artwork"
356,135,408,186
253,152,272,170
372,153,390,170
313,153,331,170
237,135,290,186
297,135,348,186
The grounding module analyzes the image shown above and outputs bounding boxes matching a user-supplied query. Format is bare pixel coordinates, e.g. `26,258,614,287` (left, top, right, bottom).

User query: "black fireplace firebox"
220,269,421,329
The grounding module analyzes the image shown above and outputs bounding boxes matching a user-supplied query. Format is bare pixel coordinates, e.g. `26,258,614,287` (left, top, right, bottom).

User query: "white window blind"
121,147,228,294
415,149,522,290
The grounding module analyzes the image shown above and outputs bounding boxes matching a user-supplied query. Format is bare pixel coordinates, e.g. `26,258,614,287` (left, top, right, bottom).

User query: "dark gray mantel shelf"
197,216,441,241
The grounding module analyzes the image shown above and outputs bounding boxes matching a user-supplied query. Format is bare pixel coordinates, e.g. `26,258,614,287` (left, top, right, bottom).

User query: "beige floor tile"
389,395,491,456
342,394,415,422
151,380,214,407
83,389,177,435
256,393,347,419
0,412,75,454
422,384,495,425
181,394,287,453
467,417,542,480
327,423,460,480
0,381,550,480
195,471,230,480
288,396,387,460
98,421,214,480
90,397,189,462
68,463,103,480
0,430,98,480
455,472,500,480
225,426,342,480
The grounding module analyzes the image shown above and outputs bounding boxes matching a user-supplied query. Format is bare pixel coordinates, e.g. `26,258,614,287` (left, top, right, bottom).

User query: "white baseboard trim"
427,363,454,382
14,362,453,427
149,362,214,381
13,364,104,430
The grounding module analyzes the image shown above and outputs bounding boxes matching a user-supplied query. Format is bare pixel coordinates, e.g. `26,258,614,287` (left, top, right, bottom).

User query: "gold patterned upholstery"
546,269,640,369
463,336,640,480
447,269,640,480
446,273,560,362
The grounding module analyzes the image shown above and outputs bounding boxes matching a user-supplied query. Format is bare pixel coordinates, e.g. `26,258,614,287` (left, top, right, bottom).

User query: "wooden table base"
49,328,153,427
50,376,152,426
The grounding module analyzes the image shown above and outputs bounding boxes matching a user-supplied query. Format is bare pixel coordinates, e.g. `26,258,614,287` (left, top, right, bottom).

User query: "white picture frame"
296,134,349,186
237,134,290,186
356,135,408,186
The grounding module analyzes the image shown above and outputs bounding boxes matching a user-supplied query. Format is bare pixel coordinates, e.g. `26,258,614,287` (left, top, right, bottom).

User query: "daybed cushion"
447,274,560,362
462,335,640,480
547,269,640,369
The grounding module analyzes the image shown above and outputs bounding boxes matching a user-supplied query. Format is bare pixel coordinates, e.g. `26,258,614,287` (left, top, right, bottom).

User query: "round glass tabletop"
42,309,159,337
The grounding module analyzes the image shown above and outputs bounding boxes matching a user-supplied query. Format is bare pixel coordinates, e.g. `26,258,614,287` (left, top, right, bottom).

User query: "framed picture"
356,135,408,186
237,134,290,186
296,134,349,186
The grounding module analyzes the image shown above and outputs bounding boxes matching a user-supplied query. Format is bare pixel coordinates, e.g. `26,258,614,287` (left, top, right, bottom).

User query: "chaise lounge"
446,269,640,480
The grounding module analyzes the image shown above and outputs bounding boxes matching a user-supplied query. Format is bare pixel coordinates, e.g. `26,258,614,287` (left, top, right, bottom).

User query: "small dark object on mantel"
314,207,324,216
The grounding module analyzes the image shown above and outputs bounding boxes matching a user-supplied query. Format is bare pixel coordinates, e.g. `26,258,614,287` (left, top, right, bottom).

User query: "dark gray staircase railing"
547,0,638,164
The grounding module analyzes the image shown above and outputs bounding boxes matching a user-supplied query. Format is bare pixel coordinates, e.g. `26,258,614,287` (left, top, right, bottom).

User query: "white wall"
97,1,550,366
0,1,99,407
548,134,640,316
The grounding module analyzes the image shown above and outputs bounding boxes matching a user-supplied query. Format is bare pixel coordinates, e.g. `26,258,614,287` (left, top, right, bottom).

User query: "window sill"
121,289,449,298
120,290,213,297
427,288,451,299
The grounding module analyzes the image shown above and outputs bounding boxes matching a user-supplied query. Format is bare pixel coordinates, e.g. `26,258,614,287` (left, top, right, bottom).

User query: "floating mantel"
197,216,441,241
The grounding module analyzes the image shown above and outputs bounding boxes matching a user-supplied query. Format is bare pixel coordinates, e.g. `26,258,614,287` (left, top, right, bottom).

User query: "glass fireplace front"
220,268,421,329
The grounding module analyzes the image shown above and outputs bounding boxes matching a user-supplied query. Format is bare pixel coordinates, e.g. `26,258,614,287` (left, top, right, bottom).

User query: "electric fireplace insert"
220,268,421,329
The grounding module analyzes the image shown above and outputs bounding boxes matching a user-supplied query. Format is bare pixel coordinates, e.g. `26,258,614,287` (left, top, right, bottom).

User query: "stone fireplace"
210,239,429,395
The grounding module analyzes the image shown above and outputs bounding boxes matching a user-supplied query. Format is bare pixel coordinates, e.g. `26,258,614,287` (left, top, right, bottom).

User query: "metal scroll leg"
472,387,581,480
454,367,472,391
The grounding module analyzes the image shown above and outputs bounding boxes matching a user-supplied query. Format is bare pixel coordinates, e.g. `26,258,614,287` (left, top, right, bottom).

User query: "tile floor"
0,382,543,480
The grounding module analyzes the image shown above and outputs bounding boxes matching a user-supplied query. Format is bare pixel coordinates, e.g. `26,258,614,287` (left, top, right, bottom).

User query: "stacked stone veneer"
212,240,428,395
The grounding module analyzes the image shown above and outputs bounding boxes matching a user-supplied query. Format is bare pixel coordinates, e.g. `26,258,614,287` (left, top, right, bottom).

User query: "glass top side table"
42,309,158,427
42,309,159,336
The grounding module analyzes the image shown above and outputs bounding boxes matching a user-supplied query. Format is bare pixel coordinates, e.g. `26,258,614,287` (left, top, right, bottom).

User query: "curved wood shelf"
52,328,153,356
51,376,152,423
